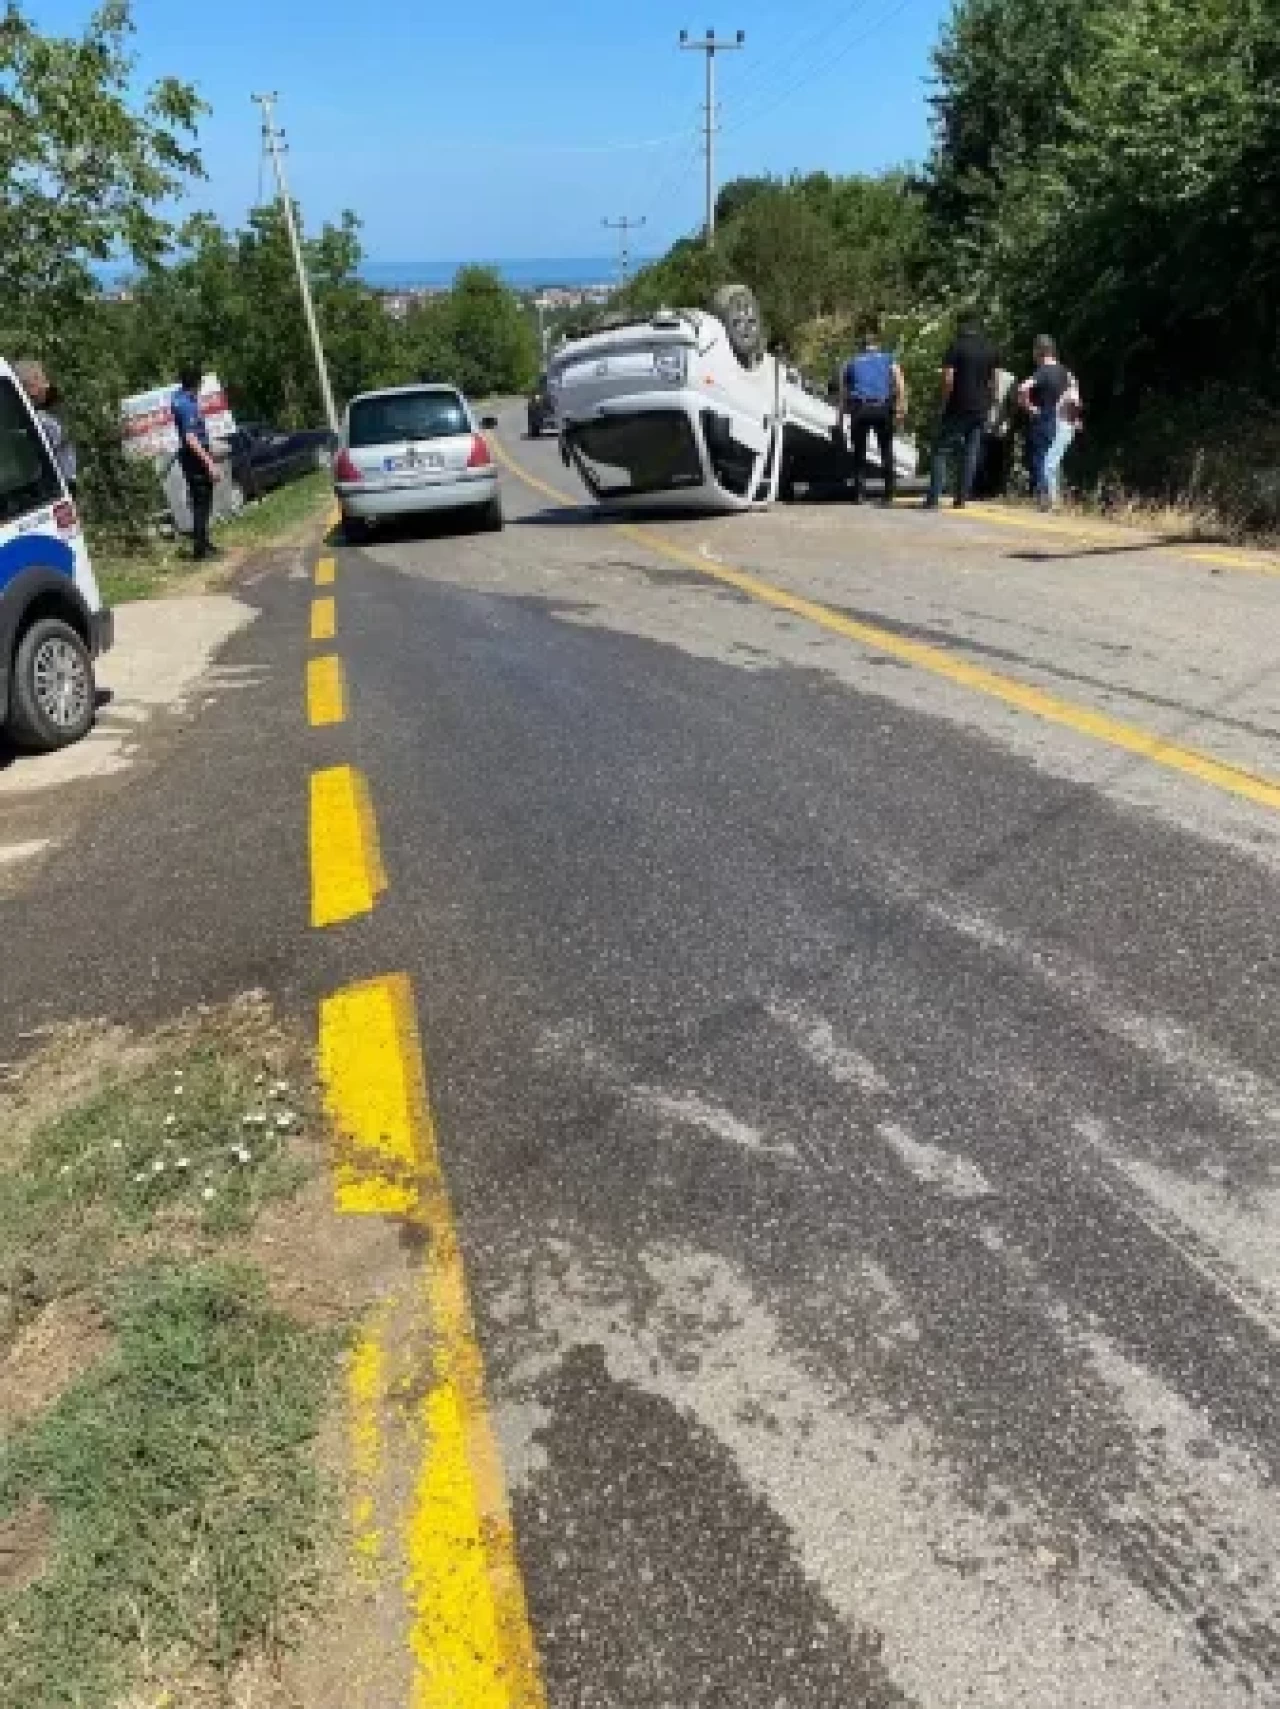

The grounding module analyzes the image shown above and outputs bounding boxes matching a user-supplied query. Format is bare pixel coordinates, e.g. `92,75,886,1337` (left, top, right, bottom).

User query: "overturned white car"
549,285,916,514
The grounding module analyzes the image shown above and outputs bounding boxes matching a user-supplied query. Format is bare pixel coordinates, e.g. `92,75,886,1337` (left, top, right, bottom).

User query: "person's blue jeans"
1030,419,1075,505
927,413,983,505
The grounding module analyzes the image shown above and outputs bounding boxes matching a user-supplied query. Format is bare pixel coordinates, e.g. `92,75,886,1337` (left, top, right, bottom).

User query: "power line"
678,28,747,247
722,0,921,139
728,0,872,104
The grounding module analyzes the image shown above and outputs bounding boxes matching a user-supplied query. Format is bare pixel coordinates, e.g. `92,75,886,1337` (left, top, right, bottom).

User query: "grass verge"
0,1002,343,1708
92,471,333,607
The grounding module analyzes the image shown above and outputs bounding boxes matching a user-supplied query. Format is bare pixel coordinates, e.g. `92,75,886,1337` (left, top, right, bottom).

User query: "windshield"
0,376,62,525
349,390,469,448
569,411,703,499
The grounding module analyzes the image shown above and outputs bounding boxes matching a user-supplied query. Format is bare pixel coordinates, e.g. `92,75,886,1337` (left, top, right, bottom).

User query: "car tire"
480,496,505,532
7,616,96,752
342,514,370,545
711,283,765,366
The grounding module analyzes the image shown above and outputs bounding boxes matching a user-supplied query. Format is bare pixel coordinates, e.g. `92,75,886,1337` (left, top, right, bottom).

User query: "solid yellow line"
319,974,547,1708
312,595,337,641
349,1313,387,1571
942,503,1280,578
307,654,347,727
316,555,336,586
310,765,386,929
490,438,1280,815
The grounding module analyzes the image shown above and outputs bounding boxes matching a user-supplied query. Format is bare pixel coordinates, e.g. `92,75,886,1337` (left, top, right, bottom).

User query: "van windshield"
349,391,469,448
0,377,62,526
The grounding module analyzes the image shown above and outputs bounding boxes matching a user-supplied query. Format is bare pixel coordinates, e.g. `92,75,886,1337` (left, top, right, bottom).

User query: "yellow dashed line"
309,765,386,928
491,438,1280,816
312,595,337,642
320,975,423,1215
319,975,547,1708
307,654,347,727
316,555,336,586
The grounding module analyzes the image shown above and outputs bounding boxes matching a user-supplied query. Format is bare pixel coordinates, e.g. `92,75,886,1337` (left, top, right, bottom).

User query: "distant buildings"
375,282,616,319
378,287,447,320
535,286,614,309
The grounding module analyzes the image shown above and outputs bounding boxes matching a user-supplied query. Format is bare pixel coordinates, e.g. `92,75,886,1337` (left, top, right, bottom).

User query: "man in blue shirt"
837,325,907,505
171,364,219,560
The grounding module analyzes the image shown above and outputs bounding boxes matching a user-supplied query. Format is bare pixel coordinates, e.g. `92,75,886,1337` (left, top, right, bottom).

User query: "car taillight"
467,433,492,469
333,449,361,482
53,499,78,533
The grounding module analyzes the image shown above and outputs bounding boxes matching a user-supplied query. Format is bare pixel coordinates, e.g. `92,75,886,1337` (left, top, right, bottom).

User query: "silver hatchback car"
332,384,503,541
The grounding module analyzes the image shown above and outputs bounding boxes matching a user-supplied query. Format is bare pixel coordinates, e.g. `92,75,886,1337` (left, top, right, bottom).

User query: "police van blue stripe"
0,531,75,594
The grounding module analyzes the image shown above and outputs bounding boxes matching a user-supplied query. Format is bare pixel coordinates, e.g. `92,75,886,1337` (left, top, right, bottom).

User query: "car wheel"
342,514,370,545
7,616,96,752
711,283,765,366
480,496,505,532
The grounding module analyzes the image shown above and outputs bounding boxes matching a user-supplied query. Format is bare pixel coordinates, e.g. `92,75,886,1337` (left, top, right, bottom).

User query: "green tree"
0,0,204,529
440,267,538,397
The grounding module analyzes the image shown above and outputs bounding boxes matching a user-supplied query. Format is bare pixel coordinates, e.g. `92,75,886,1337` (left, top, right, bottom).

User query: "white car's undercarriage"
549,302,916,515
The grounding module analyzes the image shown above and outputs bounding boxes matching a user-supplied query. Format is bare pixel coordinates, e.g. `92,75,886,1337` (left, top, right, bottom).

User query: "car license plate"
385,452,444,472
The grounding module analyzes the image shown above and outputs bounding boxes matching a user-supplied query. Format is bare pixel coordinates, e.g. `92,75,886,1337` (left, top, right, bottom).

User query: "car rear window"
348,391,469,448
0,376,62,525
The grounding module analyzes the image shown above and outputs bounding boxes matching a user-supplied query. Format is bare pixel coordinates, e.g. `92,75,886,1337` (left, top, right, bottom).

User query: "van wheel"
342,514,370,545
8,617,96,751
711,283,765,366
480,496,505,532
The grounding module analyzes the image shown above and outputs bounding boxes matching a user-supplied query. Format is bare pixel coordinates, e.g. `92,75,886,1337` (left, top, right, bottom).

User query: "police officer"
837,324,907,506
171,363,220,560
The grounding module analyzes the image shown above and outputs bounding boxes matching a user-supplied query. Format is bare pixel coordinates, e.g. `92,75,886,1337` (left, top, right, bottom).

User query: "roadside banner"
120,374,240,534
120,374,235,461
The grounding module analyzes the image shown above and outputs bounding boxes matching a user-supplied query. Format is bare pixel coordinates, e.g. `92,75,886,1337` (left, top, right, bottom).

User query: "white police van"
0,358,111,752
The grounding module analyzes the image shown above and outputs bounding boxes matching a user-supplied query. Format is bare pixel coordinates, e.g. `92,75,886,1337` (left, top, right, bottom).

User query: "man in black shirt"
924,315,997,509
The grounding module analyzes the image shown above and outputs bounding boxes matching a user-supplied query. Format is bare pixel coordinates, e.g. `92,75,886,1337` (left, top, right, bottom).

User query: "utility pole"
678,28,745,248
251,92,339,434
602,215,646,287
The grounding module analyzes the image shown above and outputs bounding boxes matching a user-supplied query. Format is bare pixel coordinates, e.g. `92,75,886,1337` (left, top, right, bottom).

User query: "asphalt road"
5,407,1279,1705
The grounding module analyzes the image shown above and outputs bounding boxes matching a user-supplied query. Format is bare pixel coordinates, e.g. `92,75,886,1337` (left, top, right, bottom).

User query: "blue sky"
40,0,950,260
